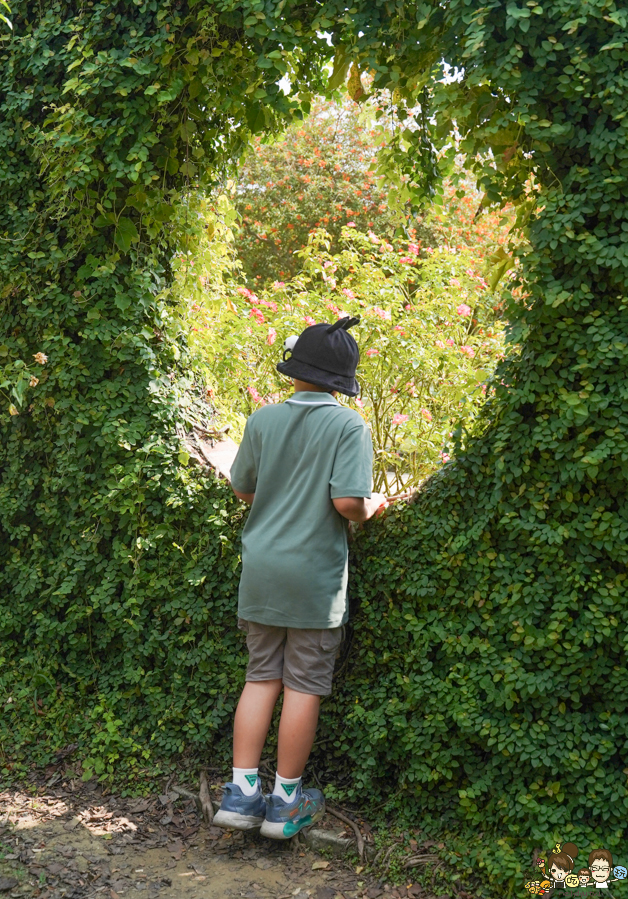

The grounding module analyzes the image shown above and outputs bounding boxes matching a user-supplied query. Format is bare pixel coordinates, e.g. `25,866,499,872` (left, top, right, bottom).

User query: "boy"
213,317,387,840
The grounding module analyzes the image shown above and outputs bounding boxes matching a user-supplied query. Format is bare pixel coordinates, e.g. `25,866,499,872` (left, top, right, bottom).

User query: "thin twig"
326,807,364,862
199,770,214,825
382,843,396,873
171,785,202,814
372,846,386,868
403,853,441,869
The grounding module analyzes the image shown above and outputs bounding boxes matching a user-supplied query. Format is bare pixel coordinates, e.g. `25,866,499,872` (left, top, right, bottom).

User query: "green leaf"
328,44,351,90
246,102,266,133
114,217,139,253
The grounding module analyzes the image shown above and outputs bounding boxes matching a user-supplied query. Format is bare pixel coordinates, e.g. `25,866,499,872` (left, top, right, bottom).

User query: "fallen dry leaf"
311,860,330,870
168,840,183,860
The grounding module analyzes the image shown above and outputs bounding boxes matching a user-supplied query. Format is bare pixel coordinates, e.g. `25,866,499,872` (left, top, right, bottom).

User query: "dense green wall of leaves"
1,0,627,893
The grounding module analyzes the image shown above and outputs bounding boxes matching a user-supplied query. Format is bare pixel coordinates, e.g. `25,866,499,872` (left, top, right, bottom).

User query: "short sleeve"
329,419,373,499
230,419,258,493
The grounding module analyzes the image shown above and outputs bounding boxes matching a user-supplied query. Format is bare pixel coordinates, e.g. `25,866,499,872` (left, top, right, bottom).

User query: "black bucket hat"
276,316,361,397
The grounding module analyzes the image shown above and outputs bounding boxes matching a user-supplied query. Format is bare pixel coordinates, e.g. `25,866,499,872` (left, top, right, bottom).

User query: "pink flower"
355,397,364,408
460,345,475,358
372,306,391,321
325,301,340,315
392,413,409,425
304,316,316,326
449,278,461,288
368,231,380,244
420,408,432,422
272,281,285,290
342,288,355,300
405,382,417,397
394,325,406,335
407,243,420,256
435,340,446,349
247,385,266,405
365,348,379,357
250,308,265,325
346,221,357,227
238,286,257,302
266,328,277,346
399,256,414,264
439,451,450,463
456,303,472,316
446,338,455,346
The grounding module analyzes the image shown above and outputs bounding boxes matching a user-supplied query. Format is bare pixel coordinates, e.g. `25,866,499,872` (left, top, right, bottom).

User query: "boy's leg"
233,679,283,768
276,686,320,778
214,680,283,832
261,627,342,839
214,622,286,832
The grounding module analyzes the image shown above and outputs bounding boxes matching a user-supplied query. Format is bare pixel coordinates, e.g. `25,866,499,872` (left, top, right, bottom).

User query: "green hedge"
1,0,627,895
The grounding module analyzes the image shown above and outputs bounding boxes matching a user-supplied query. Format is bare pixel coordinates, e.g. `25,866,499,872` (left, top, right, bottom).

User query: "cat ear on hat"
282,334,299,361
326,316,360,334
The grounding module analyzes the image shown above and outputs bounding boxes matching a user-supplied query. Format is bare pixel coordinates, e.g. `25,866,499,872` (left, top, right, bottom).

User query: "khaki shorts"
238,619,344,696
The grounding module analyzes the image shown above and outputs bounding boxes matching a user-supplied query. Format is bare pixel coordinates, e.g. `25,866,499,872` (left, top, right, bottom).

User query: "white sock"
273,772,301,801
232,767,259,797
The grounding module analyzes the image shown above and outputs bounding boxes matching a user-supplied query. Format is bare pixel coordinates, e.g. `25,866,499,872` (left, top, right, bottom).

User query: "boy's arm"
333,493,387,522
233,487,255,504
230,419,257,504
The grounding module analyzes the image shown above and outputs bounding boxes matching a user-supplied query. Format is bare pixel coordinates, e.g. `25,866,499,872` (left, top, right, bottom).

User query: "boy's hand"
369,492,389,519
333,493,388,522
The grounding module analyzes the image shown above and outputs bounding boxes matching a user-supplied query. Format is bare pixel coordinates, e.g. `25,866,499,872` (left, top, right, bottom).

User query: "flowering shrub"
234,97,407,284
187,226,505,492
234,99,515,294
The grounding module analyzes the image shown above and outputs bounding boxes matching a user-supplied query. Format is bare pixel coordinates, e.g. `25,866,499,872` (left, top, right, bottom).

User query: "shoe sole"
213,809,265,831
260,806,325,840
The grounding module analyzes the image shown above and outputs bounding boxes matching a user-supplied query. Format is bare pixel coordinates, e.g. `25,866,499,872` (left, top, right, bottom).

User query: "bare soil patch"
0,775,424,899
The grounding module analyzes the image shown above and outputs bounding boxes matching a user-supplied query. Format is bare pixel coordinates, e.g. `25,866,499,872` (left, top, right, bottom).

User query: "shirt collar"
284,392,339,407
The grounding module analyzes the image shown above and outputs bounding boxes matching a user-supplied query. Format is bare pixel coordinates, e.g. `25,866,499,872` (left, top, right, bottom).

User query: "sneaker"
213,779,266,831
260,783,325,840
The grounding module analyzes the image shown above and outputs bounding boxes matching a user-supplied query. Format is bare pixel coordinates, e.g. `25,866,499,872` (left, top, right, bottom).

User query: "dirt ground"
0,776,428,899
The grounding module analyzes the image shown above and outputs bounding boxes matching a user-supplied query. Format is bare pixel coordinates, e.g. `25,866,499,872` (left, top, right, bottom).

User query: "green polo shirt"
230,392,373,629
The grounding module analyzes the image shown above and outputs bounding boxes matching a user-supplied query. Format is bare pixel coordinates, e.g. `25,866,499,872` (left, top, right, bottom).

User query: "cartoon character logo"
525,881,551,896
578,868,591,888
549,842,579,888
525,844,626,895
589,849,619,889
